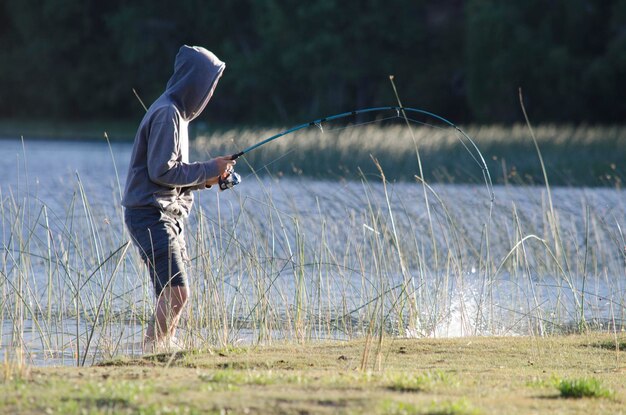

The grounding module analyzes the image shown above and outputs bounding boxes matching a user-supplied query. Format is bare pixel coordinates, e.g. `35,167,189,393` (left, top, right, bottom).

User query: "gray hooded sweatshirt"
122,46,225,216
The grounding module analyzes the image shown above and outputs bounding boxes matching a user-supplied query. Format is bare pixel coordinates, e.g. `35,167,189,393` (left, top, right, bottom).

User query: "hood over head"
165,45,225,121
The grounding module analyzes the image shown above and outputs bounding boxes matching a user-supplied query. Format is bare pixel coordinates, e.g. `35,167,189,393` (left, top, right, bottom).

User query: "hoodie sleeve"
146,108,221,188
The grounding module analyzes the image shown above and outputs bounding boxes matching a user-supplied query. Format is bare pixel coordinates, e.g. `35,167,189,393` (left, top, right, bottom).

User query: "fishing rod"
230,106,453,160
224,106,494,201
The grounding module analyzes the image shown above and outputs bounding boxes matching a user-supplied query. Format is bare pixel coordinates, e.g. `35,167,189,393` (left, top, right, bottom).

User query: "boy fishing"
122,45,236,352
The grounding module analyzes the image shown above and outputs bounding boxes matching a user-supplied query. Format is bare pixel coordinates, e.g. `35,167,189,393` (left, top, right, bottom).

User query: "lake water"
1,138,625,366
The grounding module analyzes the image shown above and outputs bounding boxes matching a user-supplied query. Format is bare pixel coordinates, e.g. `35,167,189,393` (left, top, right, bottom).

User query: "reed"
0,121,624,367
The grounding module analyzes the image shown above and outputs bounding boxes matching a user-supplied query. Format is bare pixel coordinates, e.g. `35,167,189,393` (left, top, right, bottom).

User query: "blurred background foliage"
0,0,624,125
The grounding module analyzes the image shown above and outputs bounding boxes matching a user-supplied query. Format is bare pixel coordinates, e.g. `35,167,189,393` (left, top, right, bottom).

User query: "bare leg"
144,286,189,347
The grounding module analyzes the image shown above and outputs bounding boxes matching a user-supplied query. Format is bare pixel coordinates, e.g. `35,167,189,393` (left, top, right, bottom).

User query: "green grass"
594,338,626,352
379,398,480,415
386,370,455,392
1,335,625,414
557,377,615,399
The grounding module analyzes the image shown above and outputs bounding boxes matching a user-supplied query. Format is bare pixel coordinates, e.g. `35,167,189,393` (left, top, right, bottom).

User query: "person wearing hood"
122,45,235,352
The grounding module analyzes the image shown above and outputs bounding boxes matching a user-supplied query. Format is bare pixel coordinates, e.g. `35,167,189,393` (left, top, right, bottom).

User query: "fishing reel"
218,168,241,191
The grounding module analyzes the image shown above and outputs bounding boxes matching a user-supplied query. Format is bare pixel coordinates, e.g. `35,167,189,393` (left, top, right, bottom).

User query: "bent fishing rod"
221,106,494,201
230,106,455,160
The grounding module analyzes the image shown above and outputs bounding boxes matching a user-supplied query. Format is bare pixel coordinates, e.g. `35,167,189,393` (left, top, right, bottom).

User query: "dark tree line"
0,0,624,124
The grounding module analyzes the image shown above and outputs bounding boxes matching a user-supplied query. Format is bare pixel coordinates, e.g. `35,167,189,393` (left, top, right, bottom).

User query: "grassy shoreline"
3,334,624,414
0,120,624,186
193,123,626,187
0,119,137,141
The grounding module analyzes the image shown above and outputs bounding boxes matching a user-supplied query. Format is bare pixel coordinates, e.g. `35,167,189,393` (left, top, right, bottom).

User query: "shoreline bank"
2,334,624,414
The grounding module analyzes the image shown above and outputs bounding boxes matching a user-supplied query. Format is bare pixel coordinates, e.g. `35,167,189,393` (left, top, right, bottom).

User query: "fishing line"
240,148,297,180
314,115,400,134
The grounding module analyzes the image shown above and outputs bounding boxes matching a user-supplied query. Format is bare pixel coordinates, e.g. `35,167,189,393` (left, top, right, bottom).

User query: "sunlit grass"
2,336,624,414
194,123,626,186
